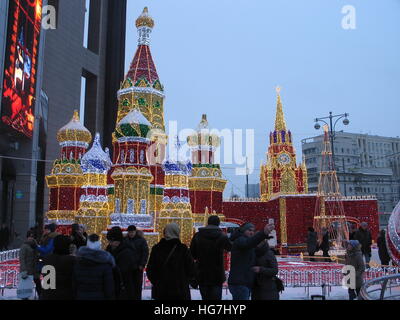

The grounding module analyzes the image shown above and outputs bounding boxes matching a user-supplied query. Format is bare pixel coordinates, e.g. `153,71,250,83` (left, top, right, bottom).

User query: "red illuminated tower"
260,87,308,201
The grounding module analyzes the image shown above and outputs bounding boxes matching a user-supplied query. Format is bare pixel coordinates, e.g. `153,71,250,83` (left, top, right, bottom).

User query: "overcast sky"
125,0,400,197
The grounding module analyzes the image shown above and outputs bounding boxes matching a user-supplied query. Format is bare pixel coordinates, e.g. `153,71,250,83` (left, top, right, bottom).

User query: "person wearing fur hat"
146,223,195,300
345,240,365,300
41,235,76,300
228,222,275,300
106,226,139,299
73,234,115,300
125,225,149,300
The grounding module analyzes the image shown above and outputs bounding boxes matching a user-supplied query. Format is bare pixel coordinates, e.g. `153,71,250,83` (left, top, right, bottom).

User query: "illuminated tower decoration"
386,201,400,266
76,133,112,235
46,110,92,225
158,139,194,246
110,108,154,229
187,115,227,223
260,87,308,201
313,125,349,252
116,7,167,217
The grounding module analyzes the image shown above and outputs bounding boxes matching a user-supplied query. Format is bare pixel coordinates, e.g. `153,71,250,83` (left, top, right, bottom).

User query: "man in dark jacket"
377,229,390,266
306,227,318,261
70,223,87,249
319,227,330,262
190,215,232,300
228,222,274,300
354,222,372,268
41,235,76,300
0,223,10,251
73,234,115,300
106,227,139,300
125,225,149,300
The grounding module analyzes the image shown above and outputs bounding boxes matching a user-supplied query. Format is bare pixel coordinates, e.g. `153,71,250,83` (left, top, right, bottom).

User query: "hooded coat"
73,246,115,300
147,238,195,300
19,239,39,279
190,225,232,286
41,253,76,300
228,230,267,288
251,242,279,300
345,243,365,289
107,241,139,299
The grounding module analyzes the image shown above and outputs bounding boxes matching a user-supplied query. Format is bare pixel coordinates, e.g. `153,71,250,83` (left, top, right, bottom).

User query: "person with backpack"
146,223,195,300
106,227,139,300
190,215,232,300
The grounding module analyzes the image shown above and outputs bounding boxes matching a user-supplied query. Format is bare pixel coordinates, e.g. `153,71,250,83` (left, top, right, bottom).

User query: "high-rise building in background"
0,0,127,239
302,132,400,214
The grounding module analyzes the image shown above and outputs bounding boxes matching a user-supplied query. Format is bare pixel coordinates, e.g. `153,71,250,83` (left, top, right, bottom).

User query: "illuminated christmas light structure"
158,138,194,246
187,114,227,224
386,201,400,266
117,7,167,217
75,133,112,235
45,110,92,226
313,125,349,253
44,8,379,253
110,109,154,229
260,87,308,201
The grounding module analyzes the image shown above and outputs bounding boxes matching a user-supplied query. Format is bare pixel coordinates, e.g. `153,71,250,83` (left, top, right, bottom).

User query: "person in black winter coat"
70,223,87,249
41,235,76,300
251,240,280,300
228,222,275,300
0,223,10,250
318,227,330,262
377,229,391,266
354,222,372,268
147,223,195,300
306,227,318,261
106,227,139,300
125,225,149,300
190,215,232,300
73,234,115,300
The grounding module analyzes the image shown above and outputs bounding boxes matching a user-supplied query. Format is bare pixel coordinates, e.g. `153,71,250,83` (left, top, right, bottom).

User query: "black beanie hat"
53,235,71,255
127,225,137,232
45,223,57,233
208,215,220,227
106,227,123,242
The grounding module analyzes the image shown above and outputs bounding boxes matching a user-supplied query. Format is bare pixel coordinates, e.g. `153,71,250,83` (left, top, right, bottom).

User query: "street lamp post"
314,111,350,171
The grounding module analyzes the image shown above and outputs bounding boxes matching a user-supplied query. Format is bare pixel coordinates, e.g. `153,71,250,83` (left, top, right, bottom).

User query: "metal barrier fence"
0,250,19,263
360,274,400,300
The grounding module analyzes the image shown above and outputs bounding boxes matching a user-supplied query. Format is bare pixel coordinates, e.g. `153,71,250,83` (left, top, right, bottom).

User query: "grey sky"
125,0,400,197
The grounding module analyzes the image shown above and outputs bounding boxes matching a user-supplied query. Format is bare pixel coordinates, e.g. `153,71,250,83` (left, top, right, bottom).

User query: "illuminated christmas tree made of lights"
313,125,349,252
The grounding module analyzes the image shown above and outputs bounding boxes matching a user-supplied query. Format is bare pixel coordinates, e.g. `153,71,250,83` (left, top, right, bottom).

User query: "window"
140,200,147,214
127,199,135,214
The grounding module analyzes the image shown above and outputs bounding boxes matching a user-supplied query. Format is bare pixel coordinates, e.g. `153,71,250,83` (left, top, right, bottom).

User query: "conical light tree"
313,125,349,252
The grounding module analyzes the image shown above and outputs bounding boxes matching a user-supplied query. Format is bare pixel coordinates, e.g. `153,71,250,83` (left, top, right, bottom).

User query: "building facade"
302,132,400,213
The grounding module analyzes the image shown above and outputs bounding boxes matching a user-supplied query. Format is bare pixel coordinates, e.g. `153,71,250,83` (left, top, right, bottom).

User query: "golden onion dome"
187,114,220,148
135,7,154,29
57,110,92,144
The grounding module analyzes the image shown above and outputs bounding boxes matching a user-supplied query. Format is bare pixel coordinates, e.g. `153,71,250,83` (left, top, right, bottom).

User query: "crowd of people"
15,218,394,301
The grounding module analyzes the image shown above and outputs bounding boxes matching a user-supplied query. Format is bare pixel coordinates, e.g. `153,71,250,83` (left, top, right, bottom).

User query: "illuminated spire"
136,7,154,45
274,86,287,132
